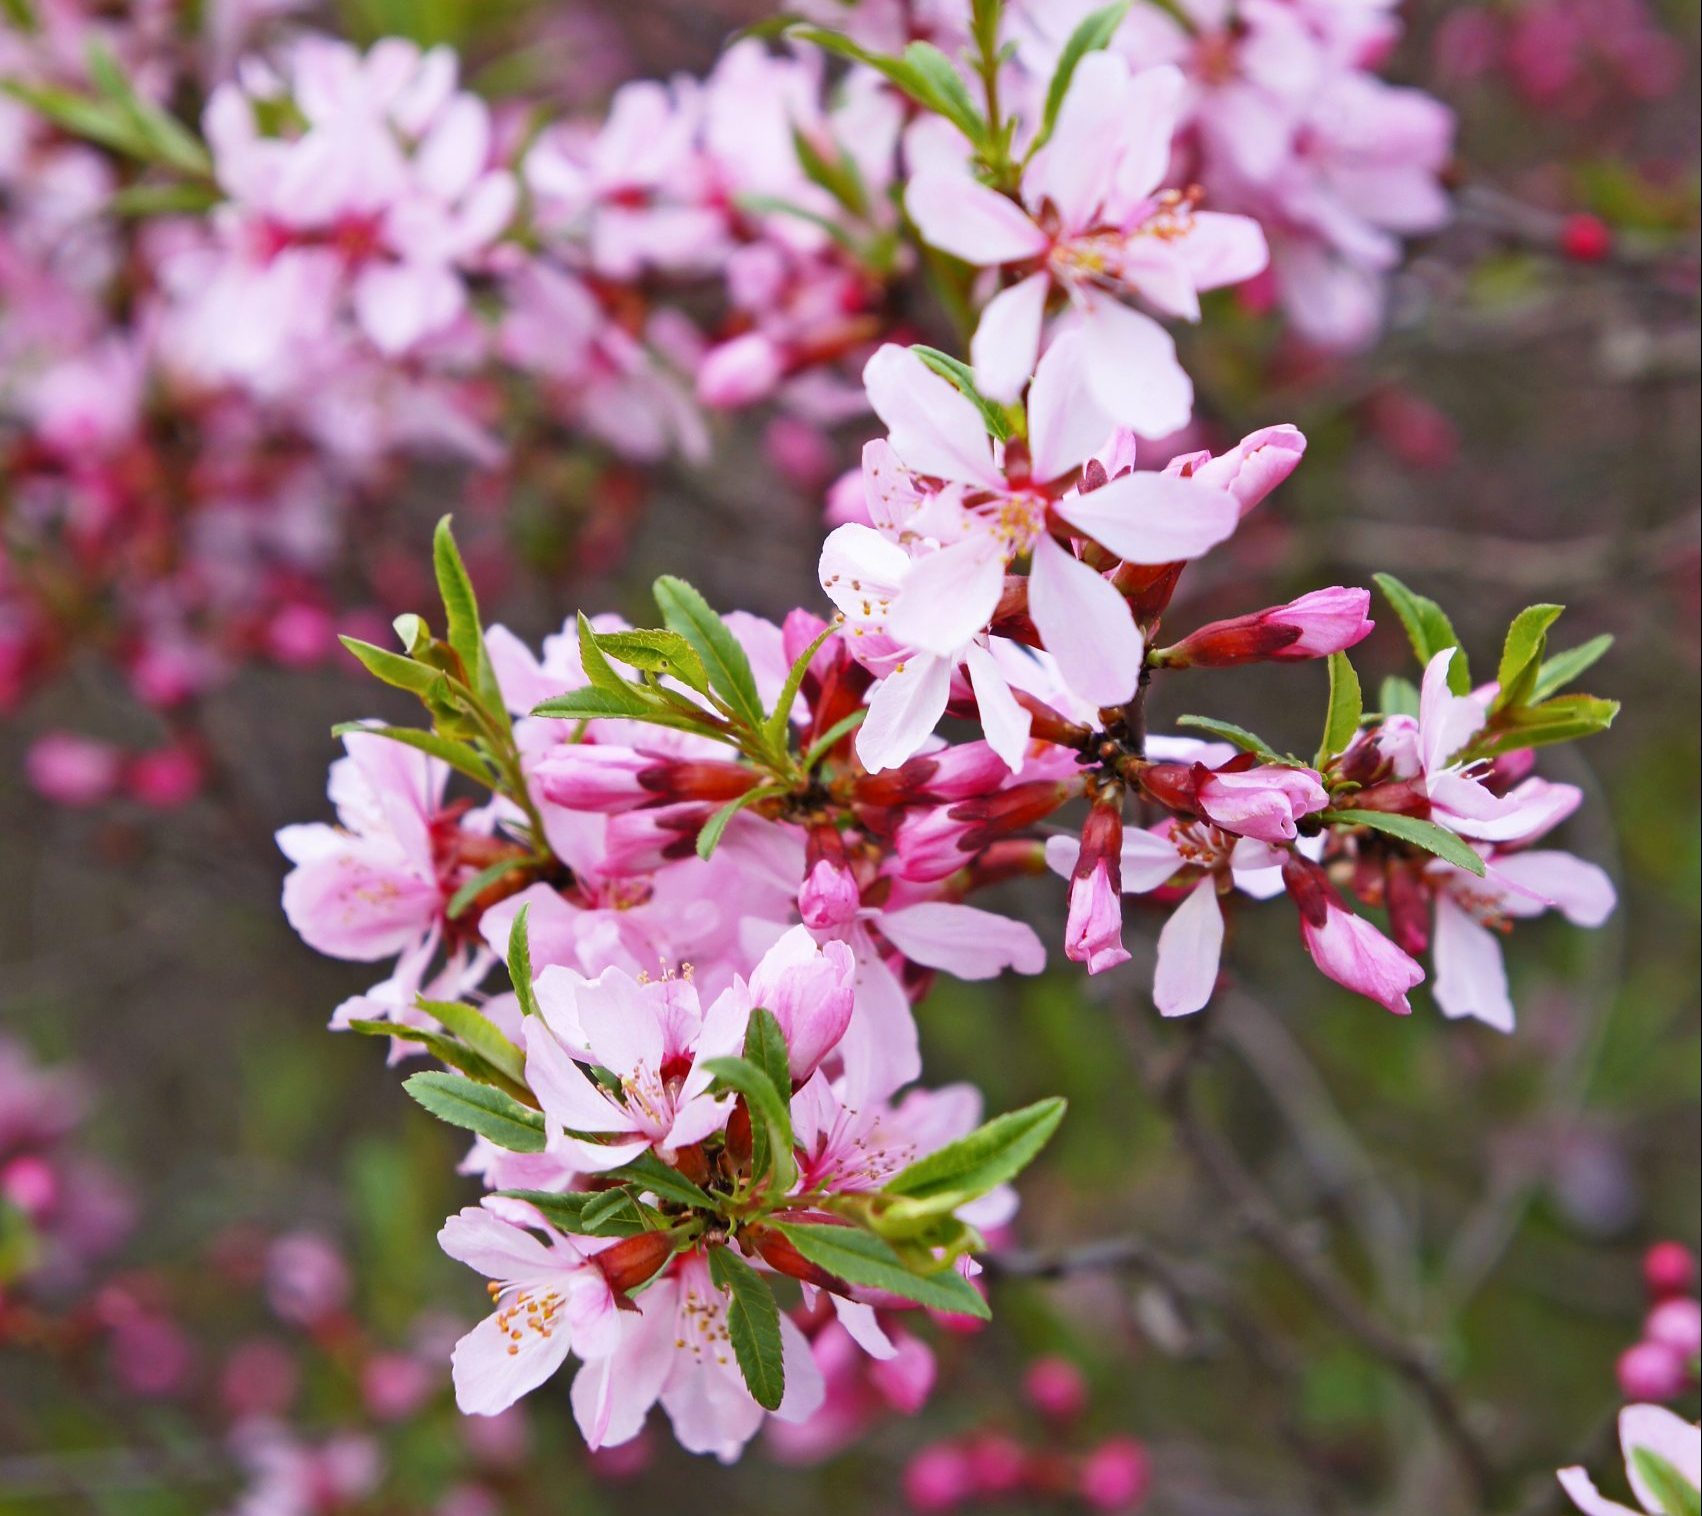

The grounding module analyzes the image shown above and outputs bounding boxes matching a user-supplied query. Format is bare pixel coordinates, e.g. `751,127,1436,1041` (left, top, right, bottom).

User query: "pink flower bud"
219,1338,301,1419
870,1332,936,1414
127,746,205,809
362,1351,435,1420
799,857,860,929
765,416,835,491
966,1433,1029,1495
265,602,339,668
1644,1241,1697,1300
1170,424,1306,517
533,746,654,813
109,1312,194,1398
1616,1340,1689,1402
697,333,783,408
265,1231,351,1327
1645,1298,1702,1360
1196,766,1329,844
747,926,856,1082
1164,589,1373,668
1063,803,1130,975
1024,1354,1089,1420
904,1443,974,1513
1285,858,1422,1015
1078,1437,1151,1511
26,732,122,808
0,1155,59,1220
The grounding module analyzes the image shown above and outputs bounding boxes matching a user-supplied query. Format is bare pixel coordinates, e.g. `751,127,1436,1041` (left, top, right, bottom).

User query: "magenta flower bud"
697,333,783,408
1285,858,1423,1015
966,1433,1029,1496
1196,766,1329,844
1078,1436,1152,1511
904,1443,974,1513
1616,1340,1690,1402
747,926,856,1082
533,746,653,813
0,1155,59,1220
1170,424,1306,517
1163,588,1373,668
1644,1241,1697,1300
799,856,861,928
1645,1298,1702,1359
893,806,975,884
600,803,702,874
1024,1354,1089,1420
362,1351,435,1420
1063,803,1131,976
127,746,205,809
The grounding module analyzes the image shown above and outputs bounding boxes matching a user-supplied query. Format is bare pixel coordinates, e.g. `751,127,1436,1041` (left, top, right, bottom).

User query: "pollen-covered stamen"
678,1280,735,1368
1170,820,1236,874
1049,187,1207,291
1448,881,1514,933
486,1279,568,1357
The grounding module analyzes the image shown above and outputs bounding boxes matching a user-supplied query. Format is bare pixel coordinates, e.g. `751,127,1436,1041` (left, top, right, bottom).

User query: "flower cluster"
1,0,1463,803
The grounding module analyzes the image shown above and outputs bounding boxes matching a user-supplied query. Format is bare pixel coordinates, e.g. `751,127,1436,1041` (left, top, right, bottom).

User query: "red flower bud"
593,1232,676,1296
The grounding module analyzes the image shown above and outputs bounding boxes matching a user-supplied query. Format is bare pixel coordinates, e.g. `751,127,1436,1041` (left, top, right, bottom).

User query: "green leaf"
1373,573,1470,694
733,192,864,255
1630,1449,1701,1516
1,80,140,158
703,1055,796,1193
588,628,709,692
910,345,1012,441
85,42,210,176
774,1221,991,1318
433,516,504,719
346,1019,523,1097
1174,715,1286,764
507,906,541,1020
603,1151,715,1211
1035,3,1130,150
742,1008,792,1184
531,685,654,720
401,1072,547,1152
577,1187,654,1237
762,623,837,753
653,576,765,730
900,42,988,143
1493,603,1564,712
884,1096,1065,1205
444,857,532,920
696,784,782,861
1377,675,1421,719
339,636,444,697
803,708,867,770
1316,651,1363,766
329,723,495,787
493,1189,650,1238
1322,809,1486,876
789,124,868,218
110,180,222,217
414,999,526,1086
1473,694,1619,757
1530,633,1613,702
707,1247,786,1411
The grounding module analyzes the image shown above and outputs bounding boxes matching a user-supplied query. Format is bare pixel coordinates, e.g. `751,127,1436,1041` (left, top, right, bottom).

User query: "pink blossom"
25,731,122,807
438,1204,619,1415
265,1230,351,1326
1164,586,1373,665
1079,1435,1152,1511
1559,1405,1700,1516
1286,858,1424,1016
1617,1342,1692,1403
1195,766,1329,844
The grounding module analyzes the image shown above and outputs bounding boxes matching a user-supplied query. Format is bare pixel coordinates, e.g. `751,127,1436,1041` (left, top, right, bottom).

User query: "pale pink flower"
438,1204,619,1416
906,57,1267,430
1558,1404,1700,1516
1285,856,1424,1015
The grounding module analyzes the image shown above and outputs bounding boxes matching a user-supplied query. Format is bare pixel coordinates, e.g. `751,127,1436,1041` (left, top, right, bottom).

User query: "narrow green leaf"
444,857,532,920
910,345,1012,441
415,999,526,1086
1373,573,1470,694
507,906,541,1019
707,1247,787,1411
1530,633,1613,702
339,636,444,696
1174,715,1286,764
653,576,765,729
346,1019,520,1096
578,1187,651,1237
1323,809,1486,876
696,784,782,861
774,1221,991,1318
0,81,140,158
330,723,495,787
402,1072,547,1152
1472,694,1619,756
110,180,222,217
1035,3,1130,149
576,611,643,696
884,1097,1065,1205
762,623,837,753
492,1189,650,1237
1316,651,1363,767
742,1008,792,1184
1493,603,1564,712
789,124,868,217
432,516,504,719
85,42,210,176
703,1055,795,1192
900,41,988,144
589,628,709,692
803,708,867,769
733,193,864,254
604,1151,715,1210
531,685,653,720
1630,1448,1701,1516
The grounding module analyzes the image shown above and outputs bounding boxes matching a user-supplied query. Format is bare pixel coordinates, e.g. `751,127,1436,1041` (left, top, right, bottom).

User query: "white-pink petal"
1153,879,1225,1017
1027,535,1145,707
889,536,1006,656
877,901,1046,979
1056,470,1239,565
971,273,1049,405
855,654,952,774
904,171,1049,267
